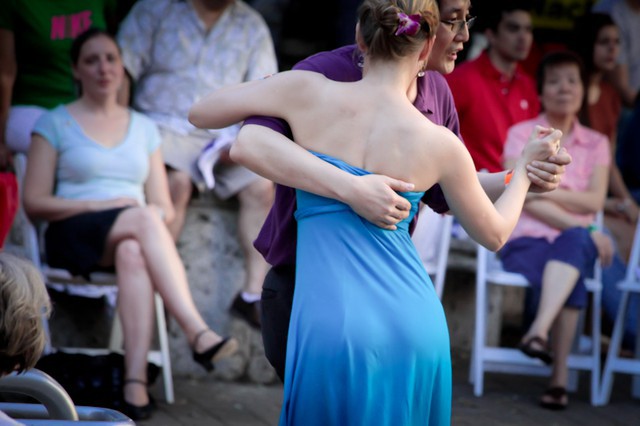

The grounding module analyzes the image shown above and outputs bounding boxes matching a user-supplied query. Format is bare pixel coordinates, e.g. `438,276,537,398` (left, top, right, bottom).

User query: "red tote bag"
0,170,19,249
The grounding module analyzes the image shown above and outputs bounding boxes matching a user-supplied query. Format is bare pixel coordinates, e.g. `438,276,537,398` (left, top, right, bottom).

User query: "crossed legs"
103,206,227,405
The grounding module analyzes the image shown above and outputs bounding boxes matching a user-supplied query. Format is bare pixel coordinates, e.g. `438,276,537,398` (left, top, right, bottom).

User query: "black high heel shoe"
191,329,239,372
122,379,153,421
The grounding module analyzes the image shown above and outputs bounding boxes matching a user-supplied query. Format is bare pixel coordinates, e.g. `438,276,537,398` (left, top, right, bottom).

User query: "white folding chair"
599,216,640,405
470,219,603,406
12,154,174,404
411,207,453,299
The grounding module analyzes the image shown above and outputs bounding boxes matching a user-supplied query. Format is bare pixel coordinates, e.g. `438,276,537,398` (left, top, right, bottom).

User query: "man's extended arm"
231,124,414,230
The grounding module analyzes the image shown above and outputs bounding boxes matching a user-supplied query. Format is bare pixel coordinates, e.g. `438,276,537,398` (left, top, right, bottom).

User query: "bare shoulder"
409,120,472,174
271,70,329,91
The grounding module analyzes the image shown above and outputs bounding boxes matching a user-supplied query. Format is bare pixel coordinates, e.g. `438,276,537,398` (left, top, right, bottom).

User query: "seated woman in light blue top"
34,105,157,207
22,28,238,422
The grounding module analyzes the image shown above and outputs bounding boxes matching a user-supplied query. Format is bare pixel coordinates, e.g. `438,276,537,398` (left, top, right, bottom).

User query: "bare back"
282,72,460,193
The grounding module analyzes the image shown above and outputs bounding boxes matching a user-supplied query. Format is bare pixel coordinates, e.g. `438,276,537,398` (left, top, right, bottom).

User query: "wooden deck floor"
141,350,639,425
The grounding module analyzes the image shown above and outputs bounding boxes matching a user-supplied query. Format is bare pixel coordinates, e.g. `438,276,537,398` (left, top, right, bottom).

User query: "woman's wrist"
504,169,514,186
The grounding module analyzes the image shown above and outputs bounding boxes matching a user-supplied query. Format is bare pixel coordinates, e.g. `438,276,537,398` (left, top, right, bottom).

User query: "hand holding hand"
520,126,563,168
527,147,572,193
346,174,415,230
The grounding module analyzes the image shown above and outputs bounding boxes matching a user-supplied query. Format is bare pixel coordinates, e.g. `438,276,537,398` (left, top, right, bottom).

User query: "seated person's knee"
240,177,274,209
115,239,145,268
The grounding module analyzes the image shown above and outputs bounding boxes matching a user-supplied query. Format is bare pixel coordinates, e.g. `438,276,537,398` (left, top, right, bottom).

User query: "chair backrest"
623,216,640,285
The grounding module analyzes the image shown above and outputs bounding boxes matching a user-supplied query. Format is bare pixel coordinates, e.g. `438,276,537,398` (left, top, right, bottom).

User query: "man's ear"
484,28,496,47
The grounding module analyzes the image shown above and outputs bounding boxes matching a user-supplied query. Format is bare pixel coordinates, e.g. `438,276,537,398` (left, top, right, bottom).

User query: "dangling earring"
417,61,426,78
357,54,365,69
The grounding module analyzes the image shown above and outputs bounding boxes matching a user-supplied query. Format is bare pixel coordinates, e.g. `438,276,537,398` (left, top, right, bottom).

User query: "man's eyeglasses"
440,15,476,34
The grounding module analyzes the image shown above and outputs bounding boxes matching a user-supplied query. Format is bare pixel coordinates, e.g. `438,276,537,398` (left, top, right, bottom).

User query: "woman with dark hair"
573,13,638,261
22,28,237,421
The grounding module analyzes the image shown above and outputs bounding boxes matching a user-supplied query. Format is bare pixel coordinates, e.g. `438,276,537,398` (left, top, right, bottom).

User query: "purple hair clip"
395,12,422,37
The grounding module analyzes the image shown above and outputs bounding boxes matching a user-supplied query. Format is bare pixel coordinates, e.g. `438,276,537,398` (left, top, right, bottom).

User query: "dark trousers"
260,264,295,382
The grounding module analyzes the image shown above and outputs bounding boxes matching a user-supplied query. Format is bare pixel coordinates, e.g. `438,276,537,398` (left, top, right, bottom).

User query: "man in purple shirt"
231,0,571,380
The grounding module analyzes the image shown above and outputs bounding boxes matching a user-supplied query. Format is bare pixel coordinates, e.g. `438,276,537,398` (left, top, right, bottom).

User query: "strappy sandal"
518,336,553,365
191,329,239,372
540,386,568,410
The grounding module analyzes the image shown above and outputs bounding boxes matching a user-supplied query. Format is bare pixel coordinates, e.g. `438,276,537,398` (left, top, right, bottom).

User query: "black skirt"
44,207,128,278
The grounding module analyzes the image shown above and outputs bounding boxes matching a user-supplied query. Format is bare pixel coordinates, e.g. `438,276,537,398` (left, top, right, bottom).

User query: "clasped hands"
347,127,570,230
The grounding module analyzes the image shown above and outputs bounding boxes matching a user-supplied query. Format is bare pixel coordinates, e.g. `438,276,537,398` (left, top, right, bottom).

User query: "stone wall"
165,194,278,384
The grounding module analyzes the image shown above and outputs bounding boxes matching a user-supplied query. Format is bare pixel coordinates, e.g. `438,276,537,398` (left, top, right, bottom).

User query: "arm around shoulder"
189,71,318,130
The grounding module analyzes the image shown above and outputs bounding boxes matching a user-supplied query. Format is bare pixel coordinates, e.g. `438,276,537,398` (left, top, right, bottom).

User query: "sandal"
518,336,553,365
539,386,568,410
191,329,239,372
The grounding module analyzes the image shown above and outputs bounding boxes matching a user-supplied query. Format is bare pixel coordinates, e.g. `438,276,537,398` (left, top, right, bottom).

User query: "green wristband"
587,224,597,233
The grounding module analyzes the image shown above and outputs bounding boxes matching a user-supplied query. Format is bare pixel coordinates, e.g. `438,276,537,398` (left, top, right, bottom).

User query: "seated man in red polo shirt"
445,0,540,172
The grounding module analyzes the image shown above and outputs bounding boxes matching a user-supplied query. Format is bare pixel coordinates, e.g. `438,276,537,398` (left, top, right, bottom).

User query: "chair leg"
599,291,629,405
633,306,640,399
472,247,487,396
590,289,601,406
154,293,174,404
108,312,123,352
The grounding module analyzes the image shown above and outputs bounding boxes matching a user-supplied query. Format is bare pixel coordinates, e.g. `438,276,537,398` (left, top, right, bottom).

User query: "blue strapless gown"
279,153,452,426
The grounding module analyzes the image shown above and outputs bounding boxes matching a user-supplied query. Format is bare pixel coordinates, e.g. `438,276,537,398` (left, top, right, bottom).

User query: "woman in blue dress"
190,0,561,423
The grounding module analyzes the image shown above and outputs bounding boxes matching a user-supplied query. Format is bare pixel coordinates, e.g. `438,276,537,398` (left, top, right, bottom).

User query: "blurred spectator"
617,98,640,203
23,28,237,421
573,10,639,361
0,252,50,377
117,0,277,330
0,0,117,162
0,252,51,425
572,13,638,262
0,1,117,256
445,0,539,172
610,0,640,107
501,51,611,410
